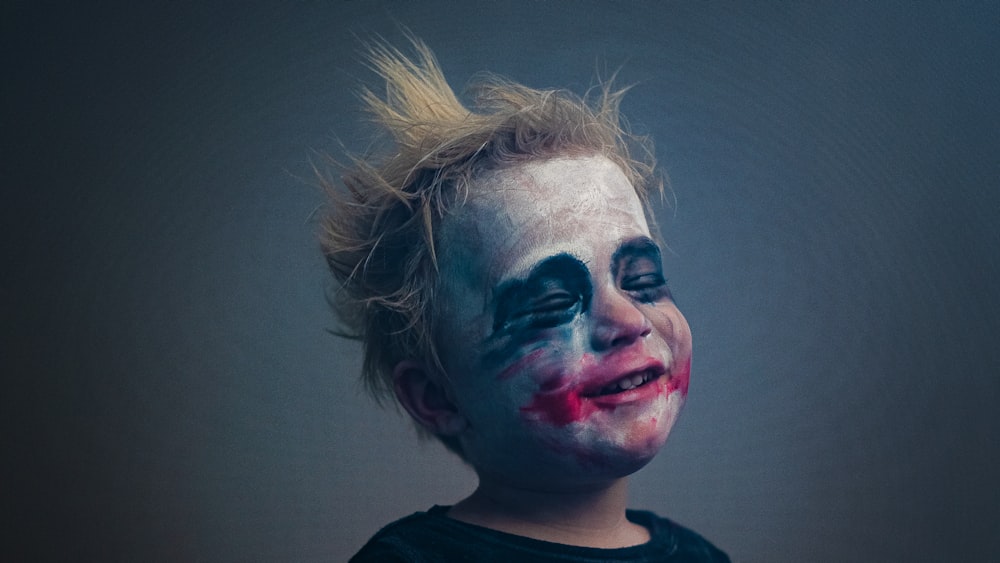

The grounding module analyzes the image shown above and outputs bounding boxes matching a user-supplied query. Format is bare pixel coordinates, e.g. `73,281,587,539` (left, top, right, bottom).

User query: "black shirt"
350,505,730,562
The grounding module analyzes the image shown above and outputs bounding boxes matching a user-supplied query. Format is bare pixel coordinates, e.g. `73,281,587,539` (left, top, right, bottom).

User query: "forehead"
438,155,650,282
464,156,644,230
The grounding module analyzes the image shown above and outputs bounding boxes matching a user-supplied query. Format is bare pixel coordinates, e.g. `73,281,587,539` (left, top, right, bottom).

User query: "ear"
392,360,467,437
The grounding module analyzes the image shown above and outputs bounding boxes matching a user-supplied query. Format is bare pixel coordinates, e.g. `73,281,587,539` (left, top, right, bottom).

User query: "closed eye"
491,253,593,333
622,273,665,291
525,291,578,313
612,238,673,304
511,291,581,329
623,273,671,303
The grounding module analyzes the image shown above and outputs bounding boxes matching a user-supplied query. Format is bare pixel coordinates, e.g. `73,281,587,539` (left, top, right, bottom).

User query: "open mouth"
589,370,662,397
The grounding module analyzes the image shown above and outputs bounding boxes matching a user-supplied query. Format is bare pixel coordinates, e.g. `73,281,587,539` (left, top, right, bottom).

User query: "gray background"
5,2,998,561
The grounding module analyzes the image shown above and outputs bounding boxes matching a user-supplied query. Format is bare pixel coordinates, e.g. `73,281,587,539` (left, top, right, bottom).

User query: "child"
320,38,729,562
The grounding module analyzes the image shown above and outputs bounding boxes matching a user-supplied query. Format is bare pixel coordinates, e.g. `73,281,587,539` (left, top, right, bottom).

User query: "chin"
530,445,662,490
535,411,680,486
465,393,684,490
583,430,671,476
576,390,684,477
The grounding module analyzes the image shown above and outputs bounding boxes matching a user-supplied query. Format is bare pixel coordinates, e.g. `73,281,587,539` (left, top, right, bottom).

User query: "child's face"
435,155,692,490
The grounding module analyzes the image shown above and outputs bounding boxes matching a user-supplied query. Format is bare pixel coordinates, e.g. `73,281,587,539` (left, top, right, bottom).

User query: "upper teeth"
600,371,654,394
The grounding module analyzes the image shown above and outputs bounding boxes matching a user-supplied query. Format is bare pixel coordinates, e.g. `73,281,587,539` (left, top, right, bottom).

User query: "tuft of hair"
318,37,664,426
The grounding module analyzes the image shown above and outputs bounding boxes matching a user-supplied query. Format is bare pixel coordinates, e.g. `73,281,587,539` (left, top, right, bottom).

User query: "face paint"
435,156,693,490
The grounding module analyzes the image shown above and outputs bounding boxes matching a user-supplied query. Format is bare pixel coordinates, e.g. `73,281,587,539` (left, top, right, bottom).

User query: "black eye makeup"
491,254,593,332
613,237,673,304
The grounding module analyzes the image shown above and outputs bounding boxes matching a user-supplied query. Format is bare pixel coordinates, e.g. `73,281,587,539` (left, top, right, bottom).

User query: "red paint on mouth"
520,356,692,427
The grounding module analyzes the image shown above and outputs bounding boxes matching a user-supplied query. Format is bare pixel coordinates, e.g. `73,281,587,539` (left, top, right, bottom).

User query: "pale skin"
393,155,693,549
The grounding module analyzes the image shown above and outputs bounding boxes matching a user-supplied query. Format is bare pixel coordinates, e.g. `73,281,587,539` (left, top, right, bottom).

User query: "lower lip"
520,374,671,427
589,375,668,407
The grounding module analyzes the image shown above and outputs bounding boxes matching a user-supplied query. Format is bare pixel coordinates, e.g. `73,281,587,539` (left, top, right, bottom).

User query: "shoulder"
350,506,482,563
628,510,731,562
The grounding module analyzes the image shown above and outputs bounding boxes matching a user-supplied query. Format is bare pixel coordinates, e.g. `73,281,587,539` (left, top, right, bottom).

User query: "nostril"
610,335,632,348
614,325,646,346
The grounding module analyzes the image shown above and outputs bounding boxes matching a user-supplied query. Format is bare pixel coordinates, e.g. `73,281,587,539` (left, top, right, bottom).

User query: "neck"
447,476,649,548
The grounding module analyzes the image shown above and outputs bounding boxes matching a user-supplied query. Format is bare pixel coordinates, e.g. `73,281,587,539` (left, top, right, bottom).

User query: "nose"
589,285,652,351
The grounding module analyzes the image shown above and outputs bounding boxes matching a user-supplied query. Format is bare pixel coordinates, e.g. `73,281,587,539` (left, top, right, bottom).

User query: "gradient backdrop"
6,2,998,561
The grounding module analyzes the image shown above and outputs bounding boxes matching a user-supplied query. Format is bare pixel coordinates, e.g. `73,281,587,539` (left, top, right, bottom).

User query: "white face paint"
435,155,692,490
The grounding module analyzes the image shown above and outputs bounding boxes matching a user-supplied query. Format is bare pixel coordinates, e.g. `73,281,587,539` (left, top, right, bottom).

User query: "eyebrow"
611,236,662,276
491,253,591,331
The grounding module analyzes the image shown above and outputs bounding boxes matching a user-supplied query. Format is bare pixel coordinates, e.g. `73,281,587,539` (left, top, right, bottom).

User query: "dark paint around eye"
622,270,671,303
614,240,673,304
634,282,673,303
512,280,584,330
622,272,664,290
518,297,582,329
492,253,593,333
527,290,579,313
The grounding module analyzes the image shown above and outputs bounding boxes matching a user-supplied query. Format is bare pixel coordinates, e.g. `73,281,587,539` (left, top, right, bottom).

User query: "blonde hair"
319,37,664,416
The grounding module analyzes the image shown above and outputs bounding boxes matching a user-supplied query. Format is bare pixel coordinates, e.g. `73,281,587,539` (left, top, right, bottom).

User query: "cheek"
668,357,691,396
652,305,692,354
482,324,579,382
520,385,593,427
495,347,548,381
491,342,589,426
460,337,579,418
664,309,692,396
